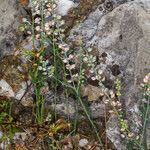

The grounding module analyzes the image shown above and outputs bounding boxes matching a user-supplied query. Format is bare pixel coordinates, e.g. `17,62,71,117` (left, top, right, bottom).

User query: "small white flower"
91,77,96,81
46,3,51,8
60,20,65,25
43,68,46,71
53,38,57,42
111,101,117,107
47,31,52,35
35,6,39,12
103,99,109,104
98,69,103,75
56,15,62,20
83,57,88,62
45,26,50,31
66,64,70,69
120,128,125,132
136,135,139,140
70,64,76,70
74,73,78,77
68,80,72,83
45,11,51,17
89,70,94,73
52,4,57,9
108,110,114,114
45,23,49,27
54,32,58,35
117,101,122,106
27,31,31,35
68,54,74,60
128,133,134,138
42,72,47,75
87,48,92,52
92,56,96,62
143,75,149,83
47,66,51,70
48,8,52,12
33,1,38,5
109,90,114,96
110,94,115,99
38,66,42,70
102,77,105,81
96,75,101,80
58,44,62,49
61,29,65,33
35,18,41,24
35,10,40,15
22,18,27,23
35,26,41,32
51,21,55,26
63,59,68,63
121,134,125,138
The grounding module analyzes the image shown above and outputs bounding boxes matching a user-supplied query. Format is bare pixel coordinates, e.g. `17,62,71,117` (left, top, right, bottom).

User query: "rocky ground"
0,0,150,150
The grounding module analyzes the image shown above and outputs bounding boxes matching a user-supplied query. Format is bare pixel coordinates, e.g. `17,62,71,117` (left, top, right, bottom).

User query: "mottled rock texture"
97,0,150,133
0,0,150,149
68,0,150,149
0,0,24,59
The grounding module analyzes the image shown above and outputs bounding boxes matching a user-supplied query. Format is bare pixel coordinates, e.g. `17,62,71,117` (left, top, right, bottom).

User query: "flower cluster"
141,73,150,103
22,0,65,43
102,89,121,107
57,42,80,83
83,47,105,86
83,48,96,69
143,73,150,84
38,56,54,77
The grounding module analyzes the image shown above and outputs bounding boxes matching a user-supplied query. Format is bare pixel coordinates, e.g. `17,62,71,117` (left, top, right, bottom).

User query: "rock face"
68,0,150,149
0,0,24,59
106,115,126,150
97,0,150,133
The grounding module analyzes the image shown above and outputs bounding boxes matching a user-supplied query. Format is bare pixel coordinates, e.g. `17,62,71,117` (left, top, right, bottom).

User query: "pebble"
79,138,88,147
0,79,14,98
56,0,79,16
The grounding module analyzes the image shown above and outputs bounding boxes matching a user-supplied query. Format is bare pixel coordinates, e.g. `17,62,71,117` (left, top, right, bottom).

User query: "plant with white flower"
19,17,31,32
83,47,105,86
38,56,54,77
23,0,66,43
141,73,150,102
83,54,96,69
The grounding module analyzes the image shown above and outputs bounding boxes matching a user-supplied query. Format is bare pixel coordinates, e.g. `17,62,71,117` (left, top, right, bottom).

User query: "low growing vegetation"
0,0,149,149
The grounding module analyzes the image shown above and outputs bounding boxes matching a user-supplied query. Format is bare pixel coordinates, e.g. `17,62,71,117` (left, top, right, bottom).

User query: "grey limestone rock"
0,0,24,59
68,0,150,149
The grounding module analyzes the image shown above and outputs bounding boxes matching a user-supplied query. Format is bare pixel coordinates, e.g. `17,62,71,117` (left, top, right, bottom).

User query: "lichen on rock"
68,0,150,148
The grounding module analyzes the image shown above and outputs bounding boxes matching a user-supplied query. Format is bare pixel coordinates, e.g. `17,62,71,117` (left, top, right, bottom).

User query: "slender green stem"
31,0,35,47
140,100,150,149
76,95,103,147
